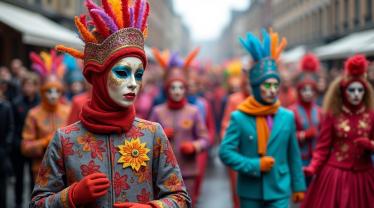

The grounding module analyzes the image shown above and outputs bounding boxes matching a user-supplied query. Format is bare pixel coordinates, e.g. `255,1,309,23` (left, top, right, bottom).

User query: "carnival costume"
150,49,210,206
22,49,70,180
219,29,306,208
289,53,321,169
302,55,374,208
30,1,190,207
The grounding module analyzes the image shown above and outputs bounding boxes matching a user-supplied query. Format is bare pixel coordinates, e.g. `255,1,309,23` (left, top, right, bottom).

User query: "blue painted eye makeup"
112,66,131,79
135,68,144,81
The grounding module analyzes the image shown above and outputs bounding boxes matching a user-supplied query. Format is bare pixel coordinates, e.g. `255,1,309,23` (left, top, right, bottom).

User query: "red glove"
354,137,374,151
304,127,317,139
69,173,110,206
292,192,305,203
303,166,316,177
180,141,196,156
163,128,174,140
113,202,152,208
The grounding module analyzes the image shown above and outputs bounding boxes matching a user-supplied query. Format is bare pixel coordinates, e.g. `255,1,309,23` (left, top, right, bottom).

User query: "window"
354,0,360,26
366,0,372,22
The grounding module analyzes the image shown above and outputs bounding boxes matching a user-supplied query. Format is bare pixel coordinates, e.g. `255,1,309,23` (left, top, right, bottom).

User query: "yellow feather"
109,0,123,27
40,52,52,72
143,27,148,39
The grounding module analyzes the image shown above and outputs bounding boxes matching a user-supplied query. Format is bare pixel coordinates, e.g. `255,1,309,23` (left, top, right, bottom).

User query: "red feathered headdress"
344,54,368,77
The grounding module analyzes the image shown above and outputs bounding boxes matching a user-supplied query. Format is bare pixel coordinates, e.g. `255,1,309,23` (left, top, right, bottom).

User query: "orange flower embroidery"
117,138,150,171
135,166,152,183
163,173,182,192
137,122,156,133
181,119,193,129
36,165,51,187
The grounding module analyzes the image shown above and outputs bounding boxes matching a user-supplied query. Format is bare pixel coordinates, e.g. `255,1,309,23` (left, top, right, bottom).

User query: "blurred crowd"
1,54,374,207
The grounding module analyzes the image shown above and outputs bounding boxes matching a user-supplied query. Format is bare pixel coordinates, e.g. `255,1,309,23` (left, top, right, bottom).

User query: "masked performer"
150,49,209,206
30,1,190,207
21,50,70,181
302,55,374,208
219,29,306,208
289,53,321,185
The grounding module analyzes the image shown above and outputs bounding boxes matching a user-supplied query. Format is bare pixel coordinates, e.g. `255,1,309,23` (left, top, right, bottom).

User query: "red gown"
302,108,374,208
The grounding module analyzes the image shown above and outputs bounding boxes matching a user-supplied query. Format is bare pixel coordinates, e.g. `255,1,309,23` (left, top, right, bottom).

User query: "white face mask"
45,87,61,105
168,80,186,102
260,78,280,104
300,84,315,103
107,57,144,108
345,81,365,106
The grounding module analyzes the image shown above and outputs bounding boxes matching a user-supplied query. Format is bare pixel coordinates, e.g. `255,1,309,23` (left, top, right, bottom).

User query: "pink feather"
29,52,47,73
134,0,141,27
80,15,87,27
136,0,145,29
141,2,149,31
31,63,46,78
89,9,110,37
91,9,118,33
102,0,118,27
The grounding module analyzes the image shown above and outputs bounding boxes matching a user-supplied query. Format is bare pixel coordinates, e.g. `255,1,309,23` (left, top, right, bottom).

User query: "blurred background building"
0,0,191,66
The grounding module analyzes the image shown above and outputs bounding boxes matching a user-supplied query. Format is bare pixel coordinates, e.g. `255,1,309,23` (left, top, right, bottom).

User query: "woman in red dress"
302,55,374,208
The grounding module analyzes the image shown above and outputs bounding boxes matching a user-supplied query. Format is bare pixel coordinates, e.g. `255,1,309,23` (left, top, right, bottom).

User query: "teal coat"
219,107,306,200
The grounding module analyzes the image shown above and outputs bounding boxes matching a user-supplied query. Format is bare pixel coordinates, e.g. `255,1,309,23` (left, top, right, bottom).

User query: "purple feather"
130,8,134,27
168,52,183,69
91,9,118,33
31,63,46,78
136,0,146,29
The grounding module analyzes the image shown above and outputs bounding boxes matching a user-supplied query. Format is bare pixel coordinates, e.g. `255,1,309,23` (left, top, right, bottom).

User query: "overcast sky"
173,0,250,41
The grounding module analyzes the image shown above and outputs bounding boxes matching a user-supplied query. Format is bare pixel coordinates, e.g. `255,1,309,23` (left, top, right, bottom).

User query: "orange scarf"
237,97,280,156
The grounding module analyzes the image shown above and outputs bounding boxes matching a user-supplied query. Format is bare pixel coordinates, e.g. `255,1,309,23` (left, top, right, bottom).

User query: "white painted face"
300,84,315,103
44,87,61,105
168,80,186,102
345,81,365,106
260,78,280,104
107,57,144,107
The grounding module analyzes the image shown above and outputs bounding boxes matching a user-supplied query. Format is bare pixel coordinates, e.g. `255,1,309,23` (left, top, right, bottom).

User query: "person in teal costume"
219,29,306,208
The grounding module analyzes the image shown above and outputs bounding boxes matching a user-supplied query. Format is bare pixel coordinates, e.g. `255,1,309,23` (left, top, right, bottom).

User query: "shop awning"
0,2,83,49
314,29,374,60
281,45,306,64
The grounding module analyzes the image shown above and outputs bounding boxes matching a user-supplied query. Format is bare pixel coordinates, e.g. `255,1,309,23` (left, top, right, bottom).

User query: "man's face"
107,57,144,107
23,80,38,97
345,81,365,106
168,80,186,102
300,84,315,103
260,78,280,104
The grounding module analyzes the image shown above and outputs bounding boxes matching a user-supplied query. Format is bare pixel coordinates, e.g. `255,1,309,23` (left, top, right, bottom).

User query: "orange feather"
75,16,97,43
151,48,168,70
55,45,84,59
183,47,200,69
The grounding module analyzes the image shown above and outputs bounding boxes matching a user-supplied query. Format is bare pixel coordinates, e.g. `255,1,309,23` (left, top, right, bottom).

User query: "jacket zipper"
107,135,114,206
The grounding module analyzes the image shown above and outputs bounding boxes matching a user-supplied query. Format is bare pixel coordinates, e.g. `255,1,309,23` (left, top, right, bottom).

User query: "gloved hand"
292,192,305,203
113,202,153,208
304,127,317,139
260,156,275,172
69,173,110,206
163,128,174,140
354,137,374,151
180,141,196,156
303,166,316,177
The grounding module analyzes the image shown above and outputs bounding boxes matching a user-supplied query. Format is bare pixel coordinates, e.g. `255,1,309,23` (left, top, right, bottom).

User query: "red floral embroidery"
35,165,51,187
113,172,130,196
134,166,151,183
61,136,74,157
164,141,177,167
77,133,106,160
90,140,106,161
163,173,182,192
80,160,100,176
110,143,117,164
153,137,162,158
62,124,80,134
137,188,150,203
137,122,156,133
126,126,144,138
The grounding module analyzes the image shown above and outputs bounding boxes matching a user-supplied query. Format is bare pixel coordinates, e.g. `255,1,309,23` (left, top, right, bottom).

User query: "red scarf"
167,98,187,110
80,69,135,135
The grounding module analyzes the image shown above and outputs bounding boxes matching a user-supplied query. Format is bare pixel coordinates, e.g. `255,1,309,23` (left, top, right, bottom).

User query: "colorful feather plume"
29,50,65,80
239,28,287,62
152,48,200,71
56,0,150,59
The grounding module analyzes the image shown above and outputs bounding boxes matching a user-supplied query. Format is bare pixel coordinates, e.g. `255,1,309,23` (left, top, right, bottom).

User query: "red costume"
302,55,374,208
